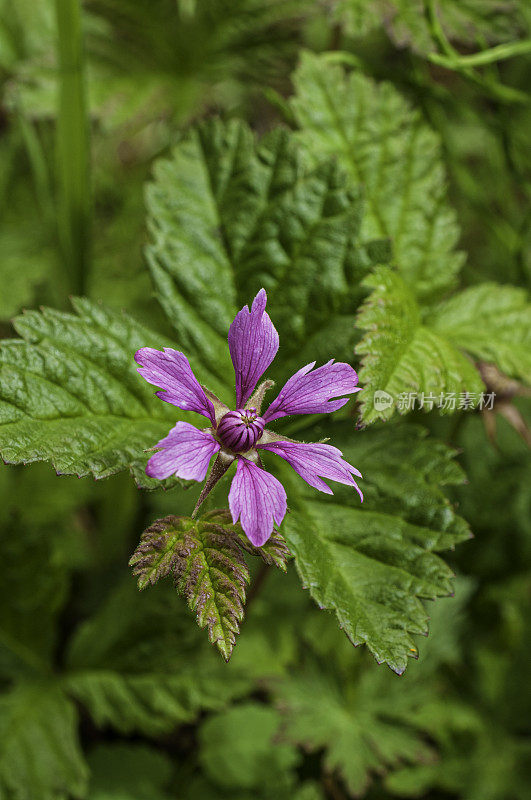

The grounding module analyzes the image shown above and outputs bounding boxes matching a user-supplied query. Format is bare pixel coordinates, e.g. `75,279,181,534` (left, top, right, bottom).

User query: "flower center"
216,408,265,453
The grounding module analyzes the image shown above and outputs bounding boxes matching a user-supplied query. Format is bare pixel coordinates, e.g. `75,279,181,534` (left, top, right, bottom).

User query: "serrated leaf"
0,298,228,488
65,669,197,736
274,664,437,796
355,267,483,423
429,283,531,384
290,52,465,301
355,269,531,422
130,515,250,660
145,118,389,381
203,509,292,571
284,501,454,673
335,422,472,551
0,681,87,800
272,422,471,674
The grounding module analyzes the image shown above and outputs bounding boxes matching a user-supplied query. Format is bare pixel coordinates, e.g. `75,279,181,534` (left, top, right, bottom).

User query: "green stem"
55,0,91,296
428,38,531,69
425,0,458,59
424,0,530,105
192,452,234,518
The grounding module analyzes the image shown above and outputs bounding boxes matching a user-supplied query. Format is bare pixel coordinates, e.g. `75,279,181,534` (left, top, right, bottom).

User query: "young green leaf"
0,298,228,487
130,515,251,660
290,52,465,301
202,509,291,571
274,422,471,674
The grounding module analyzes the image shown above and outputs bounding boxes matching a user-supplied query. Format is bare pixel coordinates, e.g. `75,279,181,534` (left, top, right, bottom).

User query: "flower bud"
216,408,265,452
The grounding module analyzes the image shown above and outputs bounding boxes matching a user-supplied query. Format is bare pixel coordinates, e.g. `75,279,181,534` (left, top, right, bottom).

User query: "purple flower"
135,289,362,546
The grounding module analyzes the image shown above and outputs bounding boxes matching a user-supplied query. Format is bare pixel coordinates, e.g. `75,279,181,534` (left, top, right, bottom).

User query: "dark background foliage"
0,1,529,799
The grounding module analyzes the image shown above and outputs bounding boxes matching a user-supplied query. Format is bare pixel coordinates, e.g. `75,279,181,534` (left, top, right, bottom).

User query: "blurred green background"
0,1,530,799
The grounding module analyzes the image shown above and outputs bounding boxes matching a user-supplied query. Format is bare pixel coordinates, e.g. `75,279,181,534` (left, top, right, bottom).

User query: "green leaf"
0,298,227,488
384,711,528,800
130,514,251,660
65,669,199,736
0,681,87,800
0,463,93,677
65,580,253,735
429,283,531,384
290,52,465,301
274,574,479,796
0,514,67,676
273,422,471,674
145,118,388,381
198,704,299,791
335,0,527,54
274,664,436,797
336,422,471,552
355,270,531,423
356,267,484,423
332,0,381,37
203,509,291,572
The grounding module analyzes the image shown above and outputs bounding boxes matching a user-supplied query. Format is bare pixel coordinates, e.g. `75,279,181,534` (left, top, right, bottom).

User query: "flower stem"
191,452,234,518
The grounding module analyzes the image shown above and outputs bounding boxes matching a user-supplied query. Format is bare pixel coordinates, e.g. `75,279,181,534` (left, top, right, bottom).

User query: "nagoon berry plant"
135,289,363,546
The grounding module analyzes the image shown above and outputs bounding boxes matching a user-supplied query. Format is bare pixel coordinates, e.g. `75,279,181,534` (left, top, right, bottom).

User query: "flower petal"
135,347,215,422
228,457,287,546
258,440,363,501
146,422,220,481
263,360,360,422
228,289,279,408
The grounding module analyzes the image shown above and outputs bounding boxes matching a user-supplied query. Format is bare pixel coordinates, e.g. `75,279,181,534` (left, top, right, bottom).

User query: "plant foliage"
276,422,470,673
290,51,465,301
0,1,530,798
145,118,390,381
0,299,219,487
